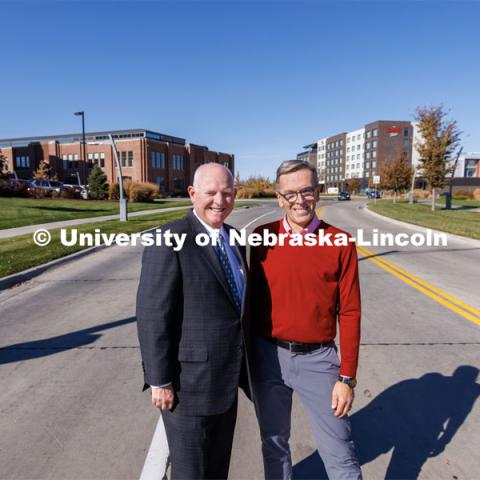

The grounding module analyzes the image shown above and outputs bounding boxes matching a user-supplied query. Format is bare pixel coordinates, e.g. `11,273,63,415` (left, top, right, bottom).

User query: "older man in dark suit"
136,163,250,480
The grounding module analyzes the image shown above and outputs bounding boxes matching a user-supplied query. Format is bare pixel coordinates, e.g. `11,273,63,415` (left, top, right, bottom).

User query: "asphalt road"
0,201,479,479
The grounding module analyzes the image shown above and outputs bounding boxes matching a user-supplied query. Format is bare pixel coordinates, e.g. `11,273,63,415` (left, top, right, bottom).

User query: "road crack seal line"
356,244,480,326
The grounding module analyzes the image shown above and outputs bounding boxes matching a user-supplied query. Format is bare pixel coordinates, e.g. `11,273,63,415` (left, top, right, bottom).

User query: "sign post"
373,175,380,204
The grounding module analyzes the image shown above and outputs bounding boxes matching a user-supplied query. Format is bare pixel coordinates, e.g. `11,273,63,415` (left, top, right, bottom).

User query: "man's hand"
151,386,175,411
331,381,354,418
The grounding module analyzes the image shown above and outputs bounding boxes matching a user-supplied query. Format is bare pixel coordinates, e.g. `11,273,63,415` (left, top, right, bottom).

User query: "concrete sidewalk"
0,205,192,240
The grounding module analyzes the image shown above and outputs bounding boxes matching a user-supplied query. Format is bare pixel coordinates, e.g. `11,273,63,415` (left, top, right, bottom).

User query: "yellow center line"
316,206,326,218
356,244,480,326
358,245,480,317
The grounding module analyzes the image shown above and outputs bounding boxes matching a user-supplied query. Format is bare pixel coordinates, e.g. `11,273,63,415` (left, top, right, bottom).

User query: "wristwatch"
337,376,357,389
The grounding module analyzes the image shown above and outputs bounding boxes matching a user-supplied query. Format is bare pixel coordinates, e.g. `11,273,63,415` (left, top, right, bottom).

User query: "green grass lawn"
0,197,191,230
0,202,258,278
368,199,480,240
0,210,189,278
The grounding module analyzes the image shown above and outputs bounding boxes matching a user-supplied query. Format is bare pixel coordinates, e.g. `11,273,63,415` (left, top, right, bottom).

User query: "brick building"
0,129,234,195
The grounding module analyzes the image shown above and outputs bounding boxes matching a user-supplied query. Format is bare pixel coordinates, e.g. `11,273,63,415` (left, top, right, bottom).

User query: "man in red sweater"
250,160,362,479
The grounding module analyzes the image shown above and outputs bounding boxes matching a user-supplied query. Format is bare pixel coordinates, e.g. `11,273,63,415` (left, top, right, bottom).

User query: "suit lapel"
186,211,238,310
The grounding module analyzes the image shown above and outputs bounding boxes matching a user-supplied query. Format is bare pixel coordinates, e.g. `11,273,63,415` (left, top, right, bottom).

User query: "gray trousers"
251,337,361,480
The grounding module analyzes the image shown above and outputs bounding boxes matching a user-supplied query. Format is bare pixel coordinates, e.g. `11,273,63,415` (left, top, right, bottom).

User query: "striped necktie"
215,235,242,312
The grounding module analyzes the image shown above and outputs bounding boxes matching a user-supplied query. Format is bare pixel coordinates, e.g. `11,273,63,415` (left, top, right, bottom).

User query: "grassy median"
368,199,480,240
0,197,191,230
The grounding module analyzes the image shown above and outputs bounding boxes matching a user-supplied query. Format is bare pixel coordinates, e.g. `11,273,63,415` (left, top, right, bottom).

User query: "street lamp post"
74,111,87,184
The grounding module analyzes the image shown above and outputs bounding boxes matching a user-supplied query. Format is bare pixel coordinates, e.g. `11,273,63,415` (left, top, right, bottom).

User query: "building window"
372,141,377,148
404,128,409,137
372,151,377,158
100,153,105,168
173,154,184,171
465,159,478,177
94,153,99,166
366,130,372,139
373,128,378,137
366,142,371,149
121,151,126,167
15,156,30,168
174,177,184,191
88,153,94,165
156,176,165,192
372,161,377,168
68,154,73,169
128,151,133,167
62,154,68,170
151,151,166,169
365,162,370,169
366,152,371,160
365,172,370,177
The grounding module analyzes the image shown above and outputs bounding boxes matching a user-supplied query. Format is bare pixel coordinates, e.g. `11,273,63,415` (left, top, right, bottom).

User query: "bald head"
192,163,234,190
188,163,236,228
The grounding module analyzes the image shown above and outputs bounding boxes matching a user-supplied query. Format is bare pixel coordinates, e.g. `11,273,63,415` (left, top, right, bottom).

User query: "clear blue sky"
1,1,478,178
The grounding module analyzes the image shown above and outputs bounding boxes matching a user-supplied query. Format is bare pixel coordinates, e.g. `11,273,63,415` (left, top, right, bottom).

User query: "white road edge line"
241,209,277,230
139,207,277,480
139,413,169,480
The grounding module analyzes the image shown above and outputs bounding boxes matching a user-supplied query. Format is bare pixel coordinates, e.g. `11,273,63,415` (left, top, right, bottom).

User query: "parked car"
29,180,65,193
338,191,351,201
367,190,382,199
9,178,32,189
63,183,89,199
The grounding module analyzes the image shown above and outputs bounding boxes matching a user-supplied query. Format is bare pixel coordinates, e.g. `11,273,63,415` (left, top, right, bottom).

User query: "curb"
364,203,480,247
0,243,108,292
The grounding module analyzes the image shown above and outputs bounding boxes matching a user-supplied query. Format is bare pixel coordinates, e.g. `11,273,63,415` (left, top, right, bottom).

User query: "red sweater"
250,219,361,378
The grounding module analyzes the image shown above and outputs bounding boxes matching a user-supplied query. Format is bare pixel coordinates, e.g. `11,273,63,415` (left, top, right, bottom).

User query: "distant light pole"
74,111,87,184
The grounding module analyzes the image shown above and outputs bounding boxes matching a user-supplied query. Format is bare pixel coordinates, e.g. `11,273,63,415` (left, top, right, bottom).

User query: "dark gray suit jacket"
136,210,251,416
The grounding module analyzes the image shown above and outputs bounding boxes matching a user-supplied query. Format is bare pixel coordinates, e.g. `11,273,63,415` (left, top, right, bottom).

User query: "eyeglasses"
277,187,317,203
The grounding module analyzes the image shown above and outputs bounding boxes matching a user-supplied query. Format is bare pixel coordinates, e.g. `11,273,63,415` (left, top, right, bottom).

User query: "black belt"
264,337,332,353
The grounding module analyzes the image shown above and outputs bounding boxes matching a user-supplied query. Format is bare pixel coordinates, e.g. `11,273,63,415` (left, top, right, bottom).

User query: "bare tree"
414,105,461,211
379,154,413,203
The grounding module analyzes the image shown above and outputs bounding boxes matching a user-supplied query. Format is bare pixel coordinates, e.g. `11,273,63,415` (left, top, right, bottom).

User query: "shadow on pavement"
293,366,480,479
0,317,136,364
